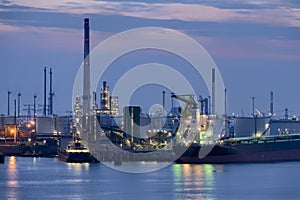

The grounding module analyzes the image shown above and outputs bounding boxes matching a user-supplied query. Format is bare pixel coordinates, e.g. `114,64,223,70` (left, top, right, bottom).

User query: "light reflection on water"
67,163,90,176
2,157,300,200
7,156,19,200
172,164,223,200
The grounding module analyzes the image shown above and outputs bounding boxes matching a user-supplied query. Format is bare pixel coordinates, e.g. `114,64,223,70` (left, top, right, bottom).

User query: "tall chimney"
14,99,17,142
224,88,227,117
211,68,215,114
162,91,165,109
17,93,21,117
43,67,47,116
7,91,11,116
252,97,255,116
270,91,274,116
83,18,90,115
49,68,53,115
34,95,37,118
92,91,97,110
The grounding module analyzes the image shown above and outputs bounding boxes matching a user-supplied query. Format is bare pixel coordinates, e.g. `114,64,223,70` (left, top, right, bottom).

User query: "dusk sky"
1,0,300,117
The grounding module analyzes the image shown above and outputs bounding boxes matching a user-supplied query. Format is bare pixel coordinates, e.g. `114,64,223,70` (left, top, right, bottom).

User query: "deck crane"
171,94,198,118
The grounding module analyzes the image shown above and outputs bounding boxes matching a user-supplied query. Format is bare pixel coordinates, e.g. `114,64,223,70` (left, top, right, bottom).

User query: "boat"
0,138,58,157
58,138,99,163
0,118,59,157
0,153,4,163
169,92,300,164
174,133,300,164
25,138,58,157
0,141,31,156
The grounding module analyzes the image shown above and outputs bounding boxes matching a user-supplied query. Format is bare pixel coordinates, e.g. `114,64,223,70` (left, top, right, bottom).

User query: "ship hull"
0,143,31,156
174,140,300,164
0,153,4,163
0,139,58,157
58,150,99,163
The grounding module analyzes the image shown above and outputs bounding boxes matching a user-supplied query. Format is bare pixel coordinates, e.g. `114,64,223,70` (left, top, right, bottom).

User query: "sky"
0,0,300,117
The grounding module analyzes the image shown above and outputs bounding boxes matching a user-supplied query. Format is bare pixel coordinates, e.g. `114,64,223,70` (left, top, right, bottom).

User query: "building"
100,81,110,114
110,96,119,116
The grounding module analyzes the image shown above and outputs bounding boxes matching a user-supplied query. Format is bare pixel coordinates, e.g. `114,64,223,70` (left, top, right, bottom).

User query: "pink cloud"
3,1,300,27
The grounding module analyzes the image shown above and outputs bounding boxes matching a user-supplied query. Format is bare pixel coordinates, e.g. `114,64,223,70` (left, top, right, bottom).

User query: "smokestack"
83,18,90,115
204,98,209,115
92,91,97,110
212,68,215,114
17,93,21,117
224,88,227,117
162,91,165,109
171,92,175,109
43,67,47,116
7,91,11,116
14,99,16,120
34,95,37,118
252,97,255,116
49,68,53,115
270,91,274,116
14,99,17,142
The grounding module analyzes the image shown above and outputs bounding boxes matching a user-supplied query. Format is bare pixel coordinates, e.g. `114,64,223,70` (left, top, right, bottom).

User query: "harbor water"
1,156,300,200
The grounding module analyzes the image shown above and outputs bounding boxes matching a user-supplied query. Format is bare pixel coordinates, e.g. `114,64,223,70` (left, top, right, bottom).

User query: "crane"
171,94,198,118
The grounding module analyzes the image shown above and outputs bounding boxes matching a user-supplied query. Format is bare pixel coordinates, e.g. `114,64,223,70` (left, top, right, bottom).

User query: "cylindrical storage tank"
123,106,141,143
234,117,270,137
36,117,55,134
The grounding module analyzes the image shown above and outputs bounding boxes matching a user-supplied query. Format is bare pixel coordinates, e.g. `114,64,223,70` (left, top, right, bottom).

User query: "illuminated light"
9,156,16,165
30,120,35,125
256,132,262,137
66,149,90,153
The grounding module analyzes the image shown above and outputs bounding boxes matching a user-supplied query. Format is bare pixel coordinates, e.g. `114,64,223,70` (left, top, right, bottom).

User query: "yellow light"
30,120,35,125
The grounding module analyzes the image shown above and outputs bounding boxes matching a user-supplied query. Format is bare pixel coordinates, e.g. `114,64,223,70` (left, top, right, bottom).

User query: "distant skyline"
1,0,300,117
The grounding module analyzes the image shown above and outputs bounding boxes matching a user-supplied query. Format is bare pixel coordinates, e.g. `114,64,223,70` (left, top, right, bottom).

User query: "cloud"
0,21,112,51
2,0,300,27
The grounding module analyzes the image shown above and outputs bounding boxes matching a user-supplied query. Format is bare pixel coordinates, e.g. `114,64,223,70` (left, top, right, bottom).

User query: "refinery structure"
0,66,73,146
2,18,300,164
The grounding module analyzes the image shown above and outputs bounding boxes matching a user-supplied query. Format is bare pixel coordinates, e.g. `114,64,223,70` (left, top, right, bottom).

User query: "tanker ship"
174,133,300,164
171,91,300,164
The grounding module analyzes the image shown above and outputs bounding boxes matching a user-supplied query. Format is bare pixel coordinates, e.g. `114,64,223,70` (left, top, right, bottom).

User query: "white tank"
234,117,270,137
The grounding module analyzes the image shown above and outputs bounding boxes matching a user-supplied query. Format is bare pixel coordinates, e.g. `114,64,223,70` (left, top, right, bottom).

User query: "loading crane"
171,94,198,118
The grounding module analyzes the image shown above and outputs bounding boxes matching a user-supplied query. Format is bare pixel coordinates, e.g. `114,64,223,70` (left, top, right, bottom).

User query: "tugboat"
58,137,99,163
0,152,4,163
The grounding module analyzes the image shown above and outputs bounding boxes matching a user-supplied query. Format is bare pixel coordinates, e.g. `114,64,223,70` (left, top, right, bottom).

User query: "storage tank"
269,119,300,135
234,116,270,137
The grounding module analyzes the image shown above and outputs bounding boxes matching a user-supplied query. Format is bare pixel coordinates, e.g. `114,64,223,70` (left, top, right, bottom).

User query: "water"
1,156,300,200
